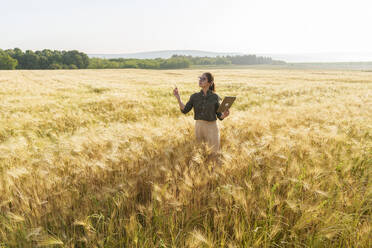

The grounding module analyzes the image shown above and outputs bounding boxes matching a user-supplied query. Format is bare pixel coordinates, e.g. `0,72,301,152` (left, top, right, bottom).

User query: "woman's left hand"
222,109,230,119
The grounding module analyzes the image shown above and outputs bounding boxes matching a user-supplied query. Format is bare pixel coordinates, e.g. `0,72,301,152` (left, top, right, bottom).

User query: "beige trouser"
195,120,220,154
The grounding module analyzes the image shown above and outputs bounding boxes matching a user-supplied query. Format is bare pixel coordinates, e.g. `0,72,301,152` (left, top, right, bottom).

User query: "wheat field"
0,69,371,247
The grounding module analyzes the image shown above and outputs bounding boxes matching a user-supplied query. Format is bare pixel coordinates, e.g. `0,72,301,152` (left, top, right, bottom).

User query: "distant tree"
49,63,63,69
5,48,23,69
0,51,18,69
68,64,78,69
62,50,89,69
50,50,63,66
160,57,191,69
22,50,40,69
122,60,139,68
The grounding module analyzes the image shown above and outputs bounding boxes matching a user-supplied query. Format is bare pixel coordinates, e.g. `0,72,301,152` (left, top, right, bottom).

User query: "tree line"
172,54,285,65
0,48,89,69
0,48,285,70
88,57,191,69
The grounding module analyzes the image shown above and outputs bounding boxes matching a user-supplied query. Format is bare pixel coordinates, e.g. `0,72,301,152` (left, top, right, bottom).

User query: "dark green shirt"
181,89,224,121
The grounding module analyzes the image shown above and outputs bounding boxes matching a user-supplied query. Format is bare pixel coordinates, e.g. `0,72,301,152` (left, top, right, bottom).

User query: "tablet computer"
217,96,236,113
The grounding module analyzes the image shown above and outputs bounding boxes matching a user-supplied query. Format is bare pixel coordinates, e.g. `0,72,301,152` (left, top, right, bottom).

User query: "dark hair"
204,72,215,92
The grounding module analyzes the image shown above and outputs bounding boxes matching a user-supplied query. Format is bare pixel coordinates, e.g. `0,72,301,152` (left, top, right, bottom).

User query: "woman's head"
198,72,215,92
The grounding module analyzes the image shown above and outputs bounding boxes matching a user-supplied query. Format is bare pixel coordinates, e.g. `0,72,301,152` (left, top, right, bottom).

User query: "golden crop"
0,69,371,247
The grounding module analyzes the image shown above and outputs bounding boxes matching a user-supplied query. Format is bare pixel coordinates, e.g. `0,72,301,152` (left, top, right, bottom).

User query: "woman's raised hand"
173,86,180,98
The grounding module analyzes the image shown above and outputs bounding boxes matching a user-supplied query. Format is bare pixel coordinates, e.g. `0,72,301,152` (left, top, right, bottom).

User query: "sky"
1,0,372,55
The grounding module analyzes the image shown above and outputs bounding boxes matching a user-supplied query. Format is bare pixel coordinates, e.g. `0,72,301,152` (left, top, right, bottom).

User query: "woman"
173,72,230,155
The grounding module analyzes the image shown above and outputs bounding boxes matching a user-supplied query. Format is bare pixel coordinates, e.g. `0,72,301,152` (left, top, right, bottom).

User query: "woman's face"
198,73,210,88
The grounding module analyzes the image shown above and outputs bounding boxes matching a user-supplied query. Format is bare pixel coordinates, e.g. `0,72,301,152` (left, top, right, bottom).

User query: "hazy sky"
1,0,372,54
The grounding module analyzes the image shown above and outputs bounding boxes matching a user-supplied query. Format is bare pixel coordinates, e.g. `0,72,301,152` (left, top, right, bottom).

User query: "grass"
0,69,371,247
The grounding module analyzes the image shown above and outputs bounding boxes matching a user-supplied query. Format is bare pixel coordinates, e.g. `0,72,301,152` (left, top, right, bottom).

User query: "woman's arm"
173,87,185,110
173,87,193,113
176,96,185,111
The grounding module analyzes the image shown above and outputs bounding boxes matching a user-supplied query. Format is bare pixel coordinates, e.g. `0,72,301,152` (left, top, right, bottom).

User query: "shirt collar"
200,89,212,96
